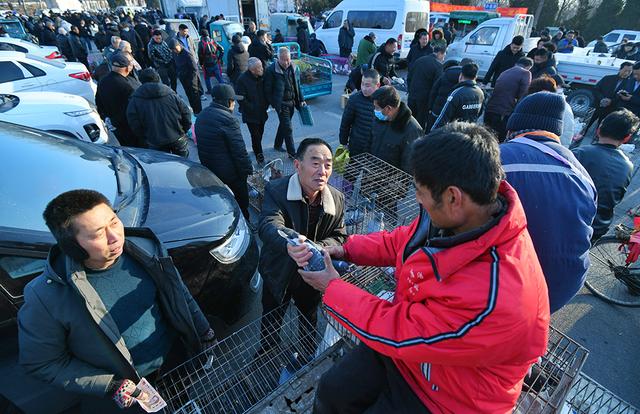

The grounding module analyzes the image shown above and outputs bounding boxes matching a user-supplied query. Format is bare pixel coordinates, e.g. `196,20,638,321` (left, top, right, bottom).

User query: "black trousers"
157,63,177,92
227,179,250,220
408,97,429,130
584,105,616,133
339,47,351,58
148,136,189,157
314,343,431,414
259,275,321,355
247,121,266,158
484,111,509,143
180,72,202,114
274,104,296,156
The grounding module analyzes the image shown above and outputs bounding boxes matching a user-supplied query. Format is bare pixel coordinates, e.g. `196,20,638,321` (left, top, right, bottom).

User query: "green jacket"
356,36,377,66
18,228,210,400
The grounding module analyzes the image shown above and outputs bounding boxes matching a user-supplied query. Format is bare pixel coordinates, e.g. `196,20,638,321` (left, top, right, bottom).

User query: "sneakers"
256,153,265,166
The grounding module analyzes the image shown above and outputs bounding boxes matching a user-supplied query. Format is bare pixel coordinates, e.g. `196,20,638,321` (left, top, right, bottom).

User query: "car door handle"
21,83,37,88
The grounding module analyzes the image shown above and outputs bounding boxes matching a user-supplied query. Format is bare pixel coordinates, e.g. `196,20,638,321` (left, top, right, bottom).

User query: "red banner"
430,3,528,17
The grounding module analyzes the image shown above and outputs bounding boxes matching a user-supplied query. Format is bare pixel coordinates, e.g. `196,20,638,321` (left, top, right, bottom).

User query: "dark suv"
0,122,261,412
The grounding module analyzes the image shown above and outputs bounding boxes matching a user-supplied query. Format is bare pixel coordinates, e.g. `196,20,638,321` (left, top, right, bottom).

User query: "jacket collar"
390,101,412,131
286,173,336,216
275,62,294,75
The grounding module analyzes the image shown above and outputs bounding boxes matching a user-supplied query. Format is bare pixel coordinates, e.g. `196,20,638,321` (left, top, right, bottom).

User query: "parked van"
270,13,314,42
314,0,430,59
445,14,534,76
587,30,640,48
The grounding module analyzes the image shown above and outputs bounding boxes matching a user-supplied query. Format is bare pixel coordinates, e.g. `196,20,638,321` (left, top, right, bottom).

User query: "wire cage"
566,373,640,414
155,305,336,414
248,158,297,211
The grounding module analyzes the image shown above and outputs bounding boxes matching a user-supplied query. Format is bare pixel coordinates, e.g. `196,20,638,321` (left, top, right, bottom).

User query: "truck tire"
566,88,595,118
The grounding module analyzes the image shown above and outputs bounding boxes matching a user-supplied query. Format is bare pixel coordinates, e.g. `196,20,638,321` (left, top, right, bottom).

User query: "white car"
0,37,63,60
0,92,108,143
0,52,96,105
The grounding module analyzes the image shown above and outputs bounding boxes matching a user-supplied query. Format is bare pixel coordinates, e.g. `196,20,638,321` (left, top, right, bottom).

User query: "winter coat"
501,131,597,312
309,37,327,57
197,36,223,68
593,40,609,54
483,44,525,87
264,61,303,112
96,71,140,131
174,48,198,78
134,23,151,48
407,54,443,101
126,81,192,147
195,101,253,184
618,77,640,116
430,29,447,49
249,40,274,69
431,80,485,130
258,173,347,302
148,40,174,67
615,45,640,61
94,31,109,50
530,58,558,80
324,181,550,413
573,143,634,240
356,36,377,66
557,38,578,53
227,43,249,83
235,70,269,124
370,45,397,80
175,33,197,60
406,43,433,67
56,33,74,61
370,101,423,172
339,90,375,155
68,32,88,61
120,27,143,53
296,24,310,53
486,65,531,116
428,65,462,117
40,27,57,46
18,229,210,401
338,25,355,52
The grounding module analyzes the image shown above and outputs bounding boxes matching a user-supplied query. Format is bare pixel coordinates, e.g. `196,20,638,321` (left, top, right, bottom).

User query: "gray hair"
247,57,262,69
110,35,121,47
278,47,290,58
119,40,132,53
57,27,67,35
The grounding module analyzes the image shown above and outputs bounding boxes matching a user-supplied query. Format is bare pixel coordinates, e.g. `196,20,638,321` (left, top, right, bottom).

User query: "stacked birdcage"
248,158,296,211
566,373,639,414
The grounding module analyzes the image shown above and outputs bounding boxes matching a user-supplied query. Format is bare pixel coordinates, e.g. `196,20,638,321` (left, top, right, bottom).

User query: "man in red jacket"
288,122,550,413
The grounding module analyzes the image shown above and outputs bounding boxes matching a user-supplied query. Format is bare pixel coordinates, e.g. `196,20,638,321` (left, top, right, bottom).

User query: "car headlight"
209,216,250,264
64,109,94,117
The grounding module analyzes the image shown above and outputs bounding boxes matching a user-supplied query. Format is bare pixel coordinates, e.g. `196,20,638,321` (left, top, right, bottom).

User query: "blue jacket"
501,132,597,312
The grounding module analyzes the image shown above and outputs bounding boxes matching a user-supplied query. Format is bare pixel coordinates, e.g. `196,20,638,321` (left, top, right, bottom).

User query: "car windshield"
0,123,142,233
0,21,26,36
224,23,245,39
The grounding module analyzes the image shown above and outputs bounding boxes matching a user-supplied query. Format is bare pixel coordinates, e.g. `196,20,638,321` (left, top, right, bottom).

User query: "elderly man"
339,68,380,156
103,35,121,69
258,138,347,354
236,57,269,164
18,189,215,413
248,30,274,71
292,123,549,413
264,47,306,158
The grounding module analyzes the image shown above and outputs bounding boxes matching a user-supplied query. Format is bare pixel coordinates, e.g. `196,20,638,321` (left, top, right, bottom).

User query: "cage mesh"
566,373,639,414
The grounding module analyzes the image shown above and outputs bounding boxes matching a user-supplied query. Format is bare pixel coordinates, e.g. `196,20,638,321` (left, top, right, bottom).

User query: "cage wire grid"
155,304,333,414
566,373,640,414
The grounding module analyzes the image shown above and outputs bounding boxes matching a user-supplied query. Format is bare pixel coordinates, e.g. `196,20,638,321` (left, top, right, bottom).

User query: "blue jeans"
203,64,224,93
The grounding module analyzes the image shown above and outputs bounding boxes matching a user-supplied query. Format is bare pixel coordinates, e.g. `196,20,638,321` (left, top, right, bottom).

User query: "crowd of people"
6,8,640,414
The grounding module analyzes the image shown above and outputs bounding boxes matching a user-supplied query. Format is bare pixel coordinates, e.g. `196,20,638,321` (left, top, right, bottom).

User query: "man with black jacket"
406,31,433,69
236,58,269,164
249,30,274,70
615,62,640,117
339,68,380,156
134,19,151,67
370,38,398,85
431,63,484,131
258,138,347,354
120,22,145,68
583,62,633,133
126,68,192,156
195,84,253,219
407,46,445,129
40,21,57,46
296,18,310,54
573,109,638,241
56,27,74,61
148,30,176,91
69,25,89,68
172,41,202,114
264,47,306,157
427,59,467,129
483,36,525,87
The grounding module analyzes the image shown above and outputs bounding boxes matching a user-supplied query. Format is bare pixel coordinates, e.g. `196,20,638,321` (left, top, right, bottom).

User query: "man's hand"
111,379,146,409
287,235,313,267
201,328,218,351
324,245,345,259
299,251,339,293
601,98,612,107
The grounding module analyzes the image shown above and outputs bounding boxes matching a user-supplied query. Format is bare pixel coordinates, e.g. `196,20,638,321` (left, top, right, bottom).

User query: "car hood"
4,92,90,115
124,148,239,244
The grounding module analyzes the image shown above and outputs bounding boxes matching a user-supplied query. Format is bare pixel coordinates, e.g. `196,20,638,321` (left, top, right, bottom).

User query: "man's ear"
622,133,633,144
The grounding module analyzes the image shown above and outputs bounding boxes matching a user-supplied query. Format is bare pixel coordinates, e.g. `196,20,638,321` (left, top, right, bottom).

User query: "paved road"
180,74,640,406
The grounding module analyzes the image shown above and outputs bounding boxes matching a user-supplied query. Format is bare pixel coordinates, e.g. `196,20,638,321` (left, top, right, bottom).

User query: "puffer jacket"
68,32,88,61
339,90,376,156
356,36,377,66
428,65,461,118
235,70,269,124
195,101,253,184
338,25,355,52
431,80,485,130
370,45,397,79
370,101,423,172
530,59,557,80
407,54,443,101
227,43,249,83
126,81,192,147
430,29,447,49
18,229,210,403
483,43,525,87
264,61,303,112
324,181,550,414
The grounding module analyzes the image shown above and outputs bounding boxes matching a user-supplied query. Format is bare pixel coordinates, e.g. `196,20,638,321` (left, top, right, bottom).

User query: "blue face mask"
374,109,388,121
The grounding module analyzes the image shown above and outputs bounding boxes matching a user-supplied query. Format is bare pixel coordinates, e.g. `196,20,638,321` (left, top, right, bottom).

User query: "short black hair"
443,59,459,70
139,67,160,83
152,29,162,36
200,28,209,37
512,35,524,46
599,109,640,141
256,29,266,37
517,57,533,68
461,63,478,79
539,36,550,43
460,57,475,66
371,85,400,109
534,48,549,57
362,68,380,81
633,62,640,71
295,138,332,160
418,31,429,39
178,23,188,30
620,61,633,69
543,42,556,53
385,37,397,46
43,190,112,258
411,122,502,205
433,45,446,54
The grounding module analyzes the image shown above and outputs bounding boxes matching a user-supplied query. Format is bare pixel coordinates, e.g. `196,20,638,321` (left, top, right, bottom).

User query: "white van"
314,0,430,59
586,30,640,48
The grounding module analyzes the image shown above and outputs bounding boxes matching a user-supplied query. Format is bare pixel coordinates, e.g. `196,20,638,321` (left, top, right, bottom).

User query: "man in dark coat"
427,59,466,129
195,84,253,219
530,48,558,80
56,27,74,61
227,33,249,85
309,33,327,57
339,68,380,156
172,41,202,114
69,25,89,68
96,53,142,147
148,30,177,91
406,31,433,69
40,21,57,46
483,35,525,87
296,18,310,53
582,62,633,133
126,67,192,156
592,36,609,54
431,63,485,131
249,30,274,70
134,19,151,67
258,138,347,354
370,38,398,85
573,109,638,241
407,46,445,129
485,57,533,141
120,22,145,67
264,47,306,157
338,19,355,57
370,86,423,172
616,62,640,117
236,58,269,164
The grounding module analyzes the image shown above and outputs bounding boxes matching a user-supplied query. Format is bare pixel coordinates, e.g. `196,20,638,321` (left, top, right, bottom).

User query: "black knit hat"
506,91,565,136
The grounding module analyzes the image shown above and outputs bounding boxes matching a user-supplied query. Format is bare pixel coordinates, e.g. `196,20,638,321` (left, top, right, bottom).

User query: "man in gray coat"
18,189,215,413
